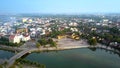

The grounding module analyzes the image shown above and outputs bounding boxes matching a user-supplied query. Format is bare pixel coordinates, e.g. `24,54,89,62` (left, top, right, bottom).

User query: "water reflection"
88,47,120,57
24,48,120,68
88,47,97,51
0,50,14,59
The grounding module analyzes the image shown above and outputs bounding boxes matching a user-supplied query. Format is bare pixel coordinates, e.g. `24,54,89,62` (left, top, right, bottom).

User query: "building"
9,33,31,43
9,35,21,43
22,34,31,41
16,28,28,33
69,22,78,26
57,35,66,39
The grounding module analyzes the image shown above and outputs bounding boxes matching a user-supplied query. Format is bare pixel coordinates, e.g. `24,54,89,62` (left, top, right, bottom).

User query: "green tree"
38,38,47,46
104,33,113,41
50,41,57,47
48,38,53,44
88,38,97,46
116,38,120,43
36,42,41,48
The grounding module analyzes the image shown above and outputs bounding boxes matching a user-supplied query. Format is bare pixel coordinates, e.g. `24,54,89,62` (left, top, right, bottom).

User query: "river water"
0,48,120,68
0,50,15,64
0,50,14,60
24,48,120,68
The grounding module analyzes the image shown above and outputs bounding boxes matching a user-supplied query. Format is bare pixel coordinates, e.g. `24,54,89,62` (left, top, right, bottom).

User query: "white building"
9,35,21,43
9,34,31,43
22,34,31,41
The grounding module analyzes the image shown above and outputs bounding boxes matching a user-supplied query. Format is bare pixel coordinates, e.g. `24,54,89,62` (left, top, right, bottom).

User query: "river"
24,48,120,68
0,48,120,68
0,50,14,60
0,50,15,64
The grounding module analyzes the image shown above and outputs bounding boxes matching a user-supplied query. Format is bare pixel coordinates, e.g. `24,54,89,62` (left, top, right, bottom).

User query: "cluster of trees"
37,38,57,48
80,25,120,47
0,41,18,46
90,27,120,46
88,38,97,46
0,61,7,68
16,58,46,68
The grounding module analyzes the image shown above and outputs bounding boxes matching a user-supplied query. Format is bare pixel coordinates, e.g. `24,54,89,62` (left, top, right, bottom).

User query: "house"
0,34,4,38
57,35,66,39
16,28,28,33
9,33,31,43
9,35,21,43
69,22,78,26
71,33,80,40
58,26,65,31
22,34,31,41
40,29,45,35
70,28,78,32
30,31,36,39
45,30,51,36
91,28,97,31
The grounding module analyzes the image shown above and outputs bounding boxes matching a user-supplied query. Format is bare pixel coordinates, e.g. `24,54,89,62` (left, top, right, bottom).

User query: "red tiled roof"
24,34,29,37
0,34,3,36
9,35,15,40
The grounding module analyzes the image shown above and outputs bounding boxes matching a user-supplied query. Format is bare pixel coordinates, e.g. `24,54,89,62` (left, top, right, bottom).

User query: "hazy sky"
0,0,120,14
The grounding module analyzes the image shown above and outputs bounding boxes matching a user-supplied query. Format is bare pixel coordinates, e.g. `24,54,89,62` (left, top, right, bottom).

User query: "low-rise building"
22,34,31,41
9,35,20,43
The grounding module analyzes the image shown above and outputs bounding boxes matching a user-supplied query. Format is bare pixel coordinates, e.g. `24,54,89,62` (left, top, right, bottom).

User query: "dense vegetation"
37,38,57,47
14,58,46,68
78,22,120,50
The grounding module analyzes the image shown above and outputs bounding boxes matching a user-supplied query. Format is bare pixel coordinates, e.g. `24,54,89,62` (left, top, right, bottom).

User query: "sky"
0,0,120,14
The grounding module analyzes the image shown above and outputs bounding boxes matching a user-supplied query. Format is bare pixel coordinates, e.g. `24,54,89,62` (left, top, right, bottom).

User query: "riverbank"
5,43,120,68
23,48,120,68
0,38,89,51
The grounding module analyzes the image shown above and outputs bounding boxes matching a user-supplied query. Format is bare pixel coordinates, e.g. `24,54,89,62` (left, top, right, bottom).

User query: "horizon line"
1,12,120,15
